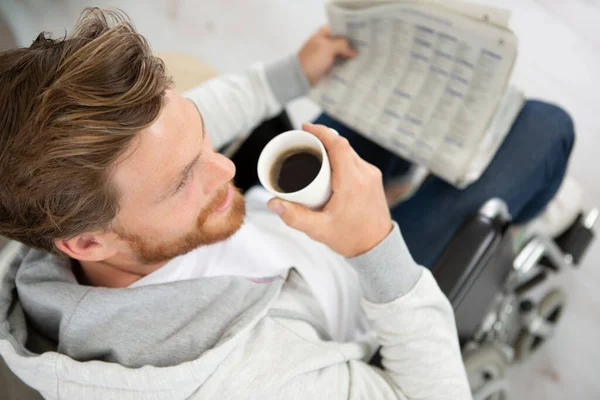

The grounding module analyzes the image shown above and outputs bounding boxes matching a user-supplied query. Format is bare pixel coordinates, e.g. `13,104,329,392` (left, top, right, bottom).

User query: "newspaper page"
463,85,525,184
310,1,518,187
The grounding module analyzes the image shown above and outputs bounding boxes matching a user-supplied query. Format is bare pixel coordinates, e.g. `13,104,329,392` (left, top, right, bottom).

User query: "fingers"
319,25,331,36
267,198,327,238
301,123,355,169
318,24,355,57
330,37,356,57
301,122,338,148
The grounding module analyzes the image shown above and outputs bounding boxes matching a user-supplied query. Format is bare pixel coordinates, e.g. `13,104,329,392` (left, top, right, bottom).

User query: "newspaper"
310,0,523,187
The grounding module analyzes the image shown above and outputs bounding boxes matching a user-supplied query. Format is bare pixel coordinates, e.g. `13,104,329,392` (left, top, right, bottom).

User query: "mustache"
210,185,229,209
196,184,235,226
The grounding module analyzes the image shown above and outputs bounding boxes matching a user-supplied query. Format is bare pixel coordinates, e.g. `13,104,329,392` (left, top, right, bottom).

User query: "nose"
202,152,236,195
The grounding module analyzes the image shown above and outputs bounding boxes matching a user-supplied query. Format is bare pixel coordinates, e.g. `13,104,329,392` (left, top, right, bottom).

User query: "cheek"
177,170,211,220
161,198,201,236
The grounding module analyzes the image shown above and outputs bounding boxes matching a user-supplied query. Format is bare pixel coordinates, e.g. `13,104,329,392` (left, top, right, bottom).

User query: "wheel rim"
464,344,510,400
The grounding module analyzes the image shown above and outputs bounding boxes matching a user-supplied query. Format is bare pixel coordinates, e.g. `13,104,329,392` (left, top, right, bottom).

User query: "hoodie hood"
0,240,287,398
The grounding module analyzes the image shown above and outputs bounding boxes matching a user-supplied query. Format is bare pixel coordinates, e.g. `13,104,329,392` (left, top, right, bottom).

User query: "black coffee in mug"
270,147,323,193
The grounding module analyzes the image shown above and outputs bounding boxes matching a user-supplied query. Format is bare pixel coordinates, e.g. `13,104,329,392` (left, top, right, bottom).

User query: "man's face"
110,89,245,264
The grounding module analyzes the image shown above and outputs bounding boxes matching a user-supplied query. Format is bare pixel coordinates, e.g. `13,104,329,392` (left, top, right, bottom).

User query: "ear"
55,232,118,261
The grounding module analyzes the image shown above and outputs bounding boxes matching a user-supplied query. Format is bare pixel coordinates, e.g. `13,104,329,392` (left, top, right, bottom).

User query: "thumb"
267,198,323,234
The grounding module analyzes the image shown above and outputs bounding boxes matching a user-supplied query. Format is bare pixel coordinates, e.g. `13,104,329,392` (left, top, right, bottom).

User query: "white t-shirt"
130,187,372,342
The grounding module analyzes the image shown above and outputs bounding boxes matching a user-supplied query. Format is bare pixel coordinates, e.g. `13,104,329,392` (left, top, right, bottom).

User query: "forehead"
111,90,201,203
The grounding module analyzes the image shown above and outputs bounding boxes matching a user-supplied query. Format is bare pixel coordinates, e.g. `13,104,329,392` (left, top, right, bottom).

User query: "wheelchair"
0,55,597,400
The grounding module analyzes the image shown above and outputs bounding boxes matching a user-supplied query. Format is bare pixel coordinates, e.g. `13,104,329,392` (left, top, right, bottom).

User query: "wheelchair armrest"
432,214,505,306
432,200,514,341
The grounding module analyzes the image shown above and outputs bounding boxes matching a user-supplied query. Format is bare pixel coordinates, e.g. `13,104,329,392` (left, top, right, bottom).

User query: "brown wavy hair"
0,8,172,253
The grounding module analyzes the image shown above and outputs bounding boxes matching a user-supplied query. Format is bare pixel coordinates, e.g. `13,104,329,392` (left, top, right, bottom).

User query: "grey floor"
1,1,599,398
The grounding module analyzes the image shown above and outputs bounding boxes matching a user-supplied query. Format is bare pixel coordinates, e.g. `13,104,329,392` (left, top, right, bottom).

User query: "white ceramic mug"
257,130,332,209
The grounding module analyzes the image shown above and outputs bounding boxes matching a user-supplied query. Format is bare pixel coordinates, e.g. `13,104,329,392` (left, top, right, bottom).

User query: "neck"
78,255,169,288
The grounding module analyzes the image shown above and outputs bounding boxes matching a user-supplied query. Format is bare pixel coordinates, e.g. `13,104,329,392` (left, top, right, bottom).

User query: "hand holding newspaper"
310,0,525,188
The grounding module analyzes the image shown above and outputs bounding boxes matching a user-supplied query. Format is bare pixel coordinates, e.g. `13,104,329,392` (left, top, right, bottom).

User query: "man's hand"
298,26,356,86
268,123,393,258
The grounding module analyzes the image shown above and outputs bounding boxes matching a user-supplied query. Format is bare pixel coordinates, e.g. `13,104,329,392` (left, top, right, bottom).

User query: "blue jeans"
313,100,575,268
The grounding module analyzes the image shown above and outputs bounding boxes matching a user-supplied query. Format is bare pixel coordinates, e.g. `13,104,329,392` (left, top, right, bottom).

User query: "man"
0,8,573,400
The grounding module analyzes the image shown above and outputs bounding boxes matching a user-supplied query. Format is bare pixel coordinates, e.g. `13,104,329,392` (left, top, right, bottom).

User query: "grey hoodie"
0,56,472,399
1,204,471,399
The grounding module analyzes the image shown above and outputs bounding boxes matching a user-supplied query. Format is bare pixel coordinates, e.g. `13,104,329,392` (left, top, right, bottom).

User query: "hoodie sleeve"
276,223,473,400
182,54,311,151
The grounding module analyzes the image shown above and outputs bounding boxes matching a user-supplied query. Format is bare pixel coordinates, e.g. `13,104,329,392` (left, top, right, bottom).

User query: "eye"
173,171,191,195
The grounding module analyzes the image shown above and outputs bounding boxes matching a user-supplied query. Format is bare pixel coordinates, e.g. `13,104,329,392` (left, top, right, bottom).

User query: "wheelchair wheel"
515,288,566,360
463,343,510,400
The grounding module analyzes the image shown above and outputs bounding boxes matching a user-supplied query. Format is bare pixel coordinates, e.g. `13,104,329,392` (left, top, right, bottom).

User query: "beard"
118,185,246,265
